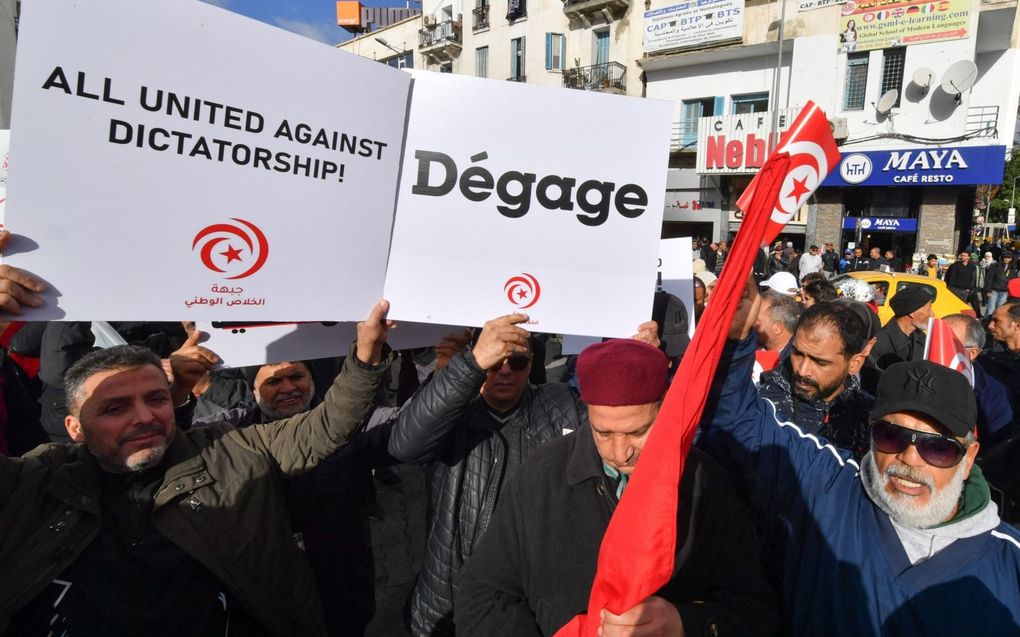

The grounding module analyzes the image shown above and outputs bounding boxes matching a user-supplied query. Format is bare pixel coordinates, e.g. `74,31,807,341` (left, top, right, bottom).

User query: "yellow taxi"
833,271,974,325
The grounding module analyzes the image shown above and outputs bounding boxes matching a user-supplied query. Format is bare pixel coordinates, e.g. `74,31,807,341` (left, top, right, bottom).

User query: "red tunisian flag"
924,317,975,387
737,101,843,246
554,101,839,637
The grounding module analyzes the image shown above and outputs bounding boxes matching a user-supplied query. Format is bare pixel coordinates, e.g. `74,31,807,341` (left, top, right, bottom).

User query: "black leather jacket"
388,351,586,636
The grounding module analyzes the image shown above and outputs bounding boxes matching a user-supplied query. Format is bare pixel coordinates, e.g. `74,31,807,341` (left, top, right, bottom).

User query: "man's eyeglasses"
870,420,966,468
492,353,532,372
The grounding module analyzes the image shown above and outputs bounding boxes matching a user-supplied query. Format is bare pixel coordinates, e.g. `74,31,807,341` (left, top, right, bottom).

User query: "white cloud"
199,0,234,8
272,17,338,45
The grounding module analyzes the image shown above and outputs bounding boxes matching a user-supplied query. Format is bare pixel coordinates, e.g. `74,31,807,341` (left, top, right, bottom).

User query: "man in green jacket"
0,285,395,636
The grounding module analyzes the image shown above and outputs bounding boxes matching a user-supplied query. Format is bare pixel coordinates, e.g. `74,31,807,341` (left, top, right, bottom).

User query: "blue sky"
200,0,418,45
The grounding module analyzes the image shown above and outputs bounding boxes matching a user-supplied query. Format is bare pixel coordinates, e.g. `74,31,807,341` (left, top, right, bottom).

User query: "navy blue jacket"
698,337,1020,636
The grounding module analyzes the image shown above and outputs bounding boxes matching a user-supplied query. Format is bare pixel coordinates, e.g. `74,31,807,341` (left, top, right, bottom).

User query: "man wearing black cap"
455,339,778,637
695,282,1020,635
868,285,932,370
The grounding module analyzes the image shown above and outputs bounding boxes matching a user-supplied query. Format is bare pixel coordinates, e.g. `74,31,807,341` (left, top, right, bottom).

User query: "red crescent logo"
504,273,541,309
191,218,269,279
771,140,829,226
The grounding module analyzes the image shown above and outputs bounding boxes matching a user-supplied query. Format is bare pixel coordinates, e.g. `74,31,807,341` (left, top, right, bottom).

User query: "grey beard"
256,390,314,420
862,449,967,529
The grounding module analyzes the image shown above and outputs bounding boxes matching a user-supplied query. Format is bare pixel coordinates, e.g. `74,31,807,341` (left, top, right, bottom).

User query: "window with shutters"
545,33,565,71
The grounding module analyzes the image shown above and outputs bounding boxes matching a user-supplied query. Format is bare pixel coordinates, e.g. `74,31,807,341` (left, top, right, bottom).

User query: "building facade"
643,0,1020,262
339,0,1020,262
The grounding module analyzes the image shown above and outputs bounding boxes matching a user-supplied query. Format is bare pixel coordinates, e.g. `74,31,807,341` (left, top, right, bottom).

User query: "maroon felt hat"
577,339,669,406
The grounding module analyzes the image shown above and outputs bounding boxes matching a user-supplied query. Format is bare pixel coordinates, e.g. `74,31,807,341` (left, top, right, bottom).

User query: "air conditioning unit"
424,14,436,25
829,117,849,141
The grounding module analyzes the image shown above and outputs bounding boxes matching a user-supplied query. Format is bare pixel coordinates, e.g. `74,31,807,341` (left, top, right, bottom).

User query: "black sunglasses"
492,353,531,372
870,420,966,469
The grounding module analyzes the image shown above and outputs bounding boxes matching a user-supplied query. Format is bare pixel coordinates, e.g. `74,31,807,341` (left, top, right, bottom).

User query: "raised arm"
697,279,857,515
238,300,395,475
388,314,529,464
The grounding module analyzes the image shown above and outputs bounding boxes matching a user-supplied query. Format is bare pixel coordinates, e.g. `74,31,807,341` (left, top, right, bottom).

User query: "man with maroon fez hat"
455,339,779,637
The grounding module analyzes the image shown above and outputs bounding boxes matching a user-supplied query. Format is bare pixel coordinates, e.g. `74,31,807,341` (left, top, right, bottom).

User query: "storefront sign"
800,0,844,11
842,217,918,231
697,108,800,174
838,0,971,53
643,0,744,55
821,146,1006,187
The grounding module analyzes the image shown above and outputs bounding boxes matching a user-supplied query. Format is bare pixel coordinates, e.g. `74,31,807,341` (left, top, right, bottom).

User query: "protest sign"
657,237,696,335
197,319,459,368
0,130,7,227
384,71,672,338
4,0,410,320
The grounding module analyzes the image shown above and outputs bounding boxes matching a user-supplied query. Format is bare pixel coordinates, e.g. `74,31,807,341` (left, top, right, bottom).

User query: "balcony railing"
419,19,462,49
966,105,999,137
562,61,626,92
472,5,490,30
507,75,527,82
670,121,699,151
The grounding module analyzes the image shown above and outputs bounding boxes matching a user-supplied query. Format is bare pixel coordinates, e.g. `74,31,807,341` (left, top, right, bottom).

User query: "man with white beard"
695,278,1020,636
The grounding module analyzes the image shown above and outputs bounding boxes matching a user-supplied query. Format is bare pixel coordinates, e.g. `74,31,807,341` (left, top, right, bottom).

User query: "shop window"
844,53,869,111
880,48,905,107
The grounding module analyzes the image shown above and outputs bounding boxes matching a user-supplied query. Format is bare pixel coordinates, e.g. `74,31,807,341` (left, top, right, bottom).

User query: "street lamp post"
1009,174,1020,227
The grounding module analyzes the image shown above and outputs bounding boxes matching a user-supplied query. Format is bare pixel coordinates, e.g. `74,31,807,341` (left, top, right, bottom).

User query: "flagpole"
922,316,934,359
769,0,788,151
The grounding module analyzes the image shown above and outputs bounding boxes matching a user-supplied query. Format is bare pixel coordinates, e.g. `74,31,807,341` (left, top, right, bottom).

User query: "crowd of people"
2,227,1020,636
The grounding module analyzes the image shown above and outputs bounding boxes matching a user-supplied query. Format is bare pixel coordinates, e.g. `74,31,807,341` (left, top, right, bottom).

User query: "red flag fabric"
554,101,838,637
736,101,843,246
924,317,975,387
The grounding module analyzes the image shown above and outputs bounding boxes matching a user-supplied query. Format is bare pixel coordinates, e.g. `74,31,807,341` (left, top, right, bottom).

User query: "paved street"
367,464,428,637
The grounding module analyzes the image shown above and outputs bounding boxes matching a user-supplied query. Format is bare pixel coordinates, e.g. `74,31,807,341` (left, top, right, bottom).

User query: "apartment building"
339,0,1020,258
644,0,1020,257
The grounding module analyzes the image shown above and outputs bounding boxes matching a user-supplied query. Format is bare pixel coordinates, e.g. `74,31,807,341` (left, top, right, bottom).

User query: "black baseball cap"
871,361,976,437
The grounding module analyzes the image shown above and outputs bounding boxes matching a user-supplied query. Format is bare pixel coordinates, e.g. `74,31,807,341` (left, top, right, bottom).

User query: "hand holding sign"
436,328,473,372
356,300,397,366
168,329,222,406
472,314,530,370
0,231,47,315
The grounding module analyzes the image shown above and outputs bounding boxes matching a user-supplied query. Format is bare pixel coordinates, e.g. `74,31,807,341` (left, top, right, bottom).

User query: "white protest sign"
197,320,460,368
561,334,602,356
384,71,672,338
657,237,696,335
0,130,7,227
4,0,409,320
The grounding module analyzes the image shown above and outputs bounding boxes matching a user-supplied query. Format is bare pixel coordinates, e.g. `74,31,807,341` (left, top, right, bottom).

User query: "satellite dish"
912,67,933,89
941,60,978,102
876,89,898,115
